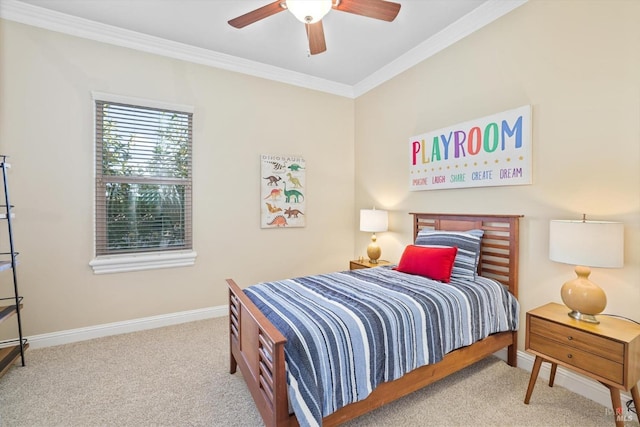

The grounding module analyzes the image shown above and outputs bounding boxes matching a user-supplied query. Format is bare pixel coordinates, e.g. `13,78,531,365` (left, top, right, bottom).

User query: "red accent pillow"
394,245,458,283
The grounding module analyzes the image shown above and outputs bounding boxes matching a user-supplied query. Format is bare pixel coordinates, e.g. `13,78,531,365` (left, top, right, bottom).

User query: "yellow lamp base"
367,233,381,264
560,265,606,325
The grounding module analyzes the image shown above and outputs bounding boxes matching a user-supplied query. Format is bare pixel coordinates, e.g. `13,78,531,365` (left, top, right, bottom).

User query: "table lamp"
360,208,388,264
549,217,624,324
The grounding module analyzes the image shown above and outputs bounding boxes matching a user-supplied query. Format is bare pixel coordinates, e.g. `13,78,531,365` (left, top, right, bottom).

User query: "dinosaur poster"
261,154,306,228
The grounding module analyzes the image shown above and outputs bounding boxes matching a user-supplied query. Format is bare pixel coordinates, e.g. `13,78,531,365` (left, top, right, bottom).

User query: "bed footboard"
227,278,292,427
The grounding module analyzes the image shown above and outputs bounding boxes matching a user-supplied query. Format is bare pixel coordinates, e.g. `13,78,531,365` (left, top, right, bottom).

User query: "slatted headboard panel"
410,213,522,298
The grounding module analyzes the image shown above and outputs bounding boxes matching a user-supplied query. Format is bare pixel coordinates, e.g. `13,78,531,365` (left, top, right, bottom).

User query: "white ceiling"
2,0,526,97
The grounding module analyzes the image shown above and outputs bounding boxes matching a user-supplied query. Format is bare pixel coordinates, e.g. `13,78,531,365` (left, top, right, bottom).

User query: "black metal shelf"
0,303,21,322
0,340,28,377
0,155,26,378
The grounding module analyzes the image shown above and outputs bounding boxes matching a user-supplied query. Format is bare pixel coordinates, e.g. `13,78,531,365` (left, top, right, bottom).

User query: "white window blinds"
95,100,192,256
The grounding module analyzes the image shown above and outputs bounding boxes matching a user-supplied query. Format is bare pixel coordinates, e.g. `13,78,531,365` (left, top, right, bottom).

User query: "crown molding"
0,0,355,98
1,0,526,99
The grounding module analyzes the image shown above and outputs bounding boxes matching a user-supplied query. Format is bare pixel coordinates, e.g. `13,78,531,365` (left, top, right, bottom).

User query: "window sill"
89,250,197,274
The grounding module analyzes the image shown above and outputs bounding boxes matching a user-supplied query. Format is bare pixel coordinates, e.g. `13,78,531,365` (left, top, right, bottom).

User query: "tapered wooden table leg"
630,385,639,423
548,363,557,387
524,356,543,404
607,385,624,427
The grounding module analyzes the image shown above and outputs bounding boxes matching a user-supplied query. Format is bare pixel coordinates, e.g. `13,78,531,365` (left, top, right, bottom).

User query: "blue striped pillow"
415,229,484,279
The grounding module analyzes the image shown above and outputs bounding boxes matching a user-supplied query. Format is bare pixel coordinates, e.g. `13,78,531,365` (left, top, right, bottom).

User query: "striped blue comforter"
244,266,519,427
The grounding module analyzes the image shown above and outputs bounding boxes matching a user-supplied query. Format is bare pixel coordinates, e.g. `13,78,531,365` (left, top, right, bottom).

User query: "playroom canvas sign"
261,154,306,228
409,105,532,191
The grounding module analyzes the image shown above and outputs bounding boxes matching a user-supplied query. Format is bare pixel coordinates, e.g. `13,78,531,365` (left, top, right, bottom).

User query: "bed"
227,212,522,426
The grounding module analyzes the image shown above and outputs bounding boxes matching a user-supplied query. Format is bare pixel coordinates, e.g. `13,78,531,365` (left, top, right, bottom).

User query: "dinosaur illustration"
267,215,288,227
263,175,282,186
266,161,286,171
284,207,304,218
264,188,282,200
283,182,304,203
286,172,303,188
266,202,282,213
288,163,304,171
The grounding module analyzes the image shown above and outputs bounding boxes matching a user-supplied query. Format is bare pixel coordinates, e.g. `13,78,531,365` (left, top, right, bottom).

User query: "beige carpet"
0,317,637,427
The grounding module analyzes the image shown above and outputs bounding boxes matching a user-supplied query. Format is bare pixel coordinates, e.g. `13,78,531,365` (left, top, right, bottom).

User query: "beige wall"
354,0,640,349
0,20,355,335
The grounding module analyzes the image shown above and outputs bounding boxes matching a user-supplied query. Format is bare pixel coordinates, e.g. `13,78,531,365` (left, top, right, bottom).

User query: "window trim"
91,92,194,115
90,92,195,274
89,250,198,275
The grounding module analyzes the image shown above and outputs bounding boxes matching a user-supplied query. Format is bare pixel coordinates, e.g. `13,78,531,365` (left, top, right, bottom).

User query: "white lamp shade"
360,209,388,233
549,220,624,268
286,0,332,24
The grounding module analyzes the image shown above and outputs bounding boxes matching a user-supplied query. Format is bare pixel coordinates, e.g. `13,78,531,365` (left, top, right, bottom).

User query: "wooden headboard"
410,213,522,298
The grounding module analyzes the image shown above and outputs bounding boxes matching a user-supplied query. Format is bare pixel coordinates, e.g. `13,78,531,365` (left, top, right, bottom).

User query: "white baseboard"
26,305,227,349
25,313,637,423
494,348,638,423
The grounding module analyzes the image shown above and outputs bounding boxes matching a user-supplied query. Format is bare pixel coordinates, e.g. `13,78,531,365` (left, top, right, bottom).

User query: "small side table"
524,302,640,427
349,259,391,270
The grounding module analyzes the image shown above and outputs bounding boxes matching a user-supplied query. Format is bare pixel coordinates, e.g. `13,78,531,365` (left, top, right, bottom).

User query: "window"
91,94,195,274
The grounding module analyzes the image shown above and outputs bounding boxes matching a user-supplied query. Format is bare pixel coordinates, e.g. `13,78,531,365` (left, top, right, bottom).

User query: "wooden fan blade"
334,0,401,22
228,1,286,29
306,21,327,55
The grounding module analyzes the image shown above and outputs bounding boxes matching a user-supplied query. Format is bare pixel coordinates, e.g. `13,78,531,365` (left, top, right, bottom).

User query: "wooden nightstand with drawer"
349,259,391,270
524,302,640,426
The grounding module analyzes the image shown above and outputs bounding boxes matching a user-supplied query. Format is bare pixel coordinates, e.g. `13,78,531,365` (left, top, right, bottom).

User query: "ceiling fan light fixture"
286,0,332,24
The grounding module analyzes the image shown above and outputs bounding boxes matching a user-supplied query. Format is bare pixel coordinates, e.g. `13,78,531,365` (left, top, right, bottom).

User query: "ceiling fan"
228,0,401,55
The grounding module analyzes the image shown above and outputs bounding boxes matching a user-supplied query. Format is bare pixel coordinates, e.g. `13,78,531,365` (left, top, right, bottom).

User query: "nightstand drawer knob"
567,336,573,341
567,354,573,359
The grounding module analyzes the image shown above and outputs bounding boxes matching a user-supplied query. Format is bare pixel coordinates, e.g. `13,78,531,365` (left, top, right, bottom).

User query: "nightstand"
524,302,640,427
349,259,391,270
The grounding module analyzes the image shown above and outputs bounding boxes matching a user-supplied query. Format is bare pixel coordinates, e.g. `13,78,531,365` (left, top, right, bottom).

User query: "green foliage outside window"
96,102,192,255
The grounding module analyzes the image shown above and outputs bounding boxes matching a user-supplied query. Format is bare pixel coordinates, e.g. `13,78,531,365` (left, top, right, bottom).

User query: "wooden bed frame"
227,213,522,426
